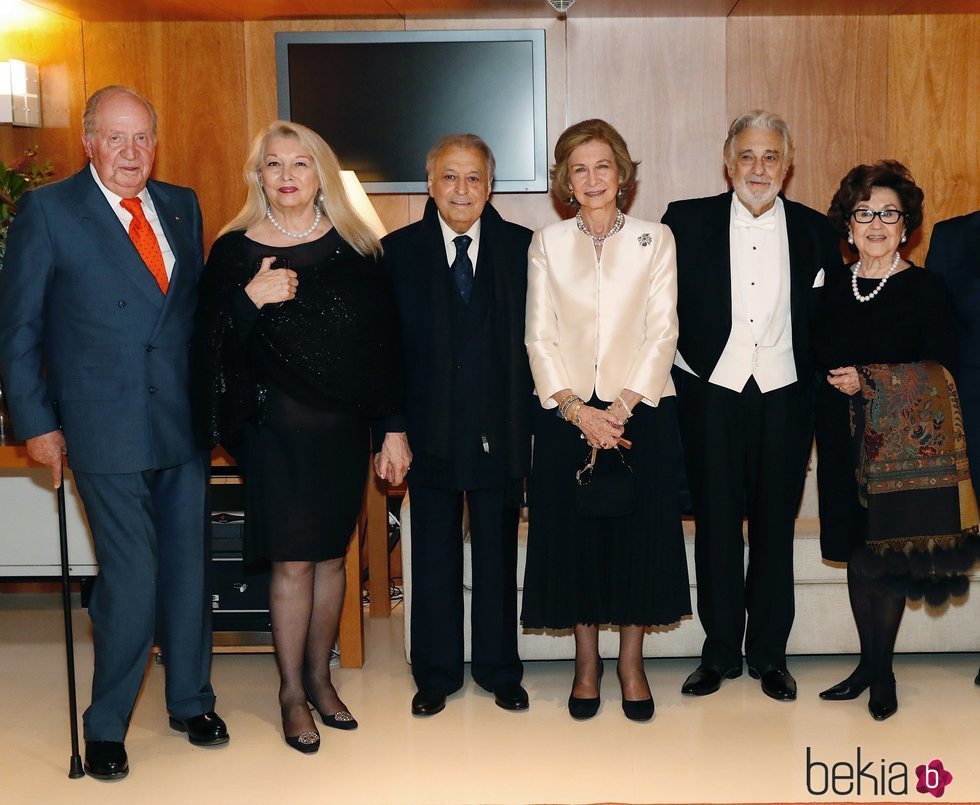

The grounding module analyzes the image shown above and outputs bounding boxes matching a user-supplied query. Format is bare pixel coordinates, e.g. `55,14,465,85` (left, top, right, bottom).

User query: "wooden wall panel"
0,3,86,183
887,14,980,263
80,21,247,246
726,15,889,220
567,16,728,223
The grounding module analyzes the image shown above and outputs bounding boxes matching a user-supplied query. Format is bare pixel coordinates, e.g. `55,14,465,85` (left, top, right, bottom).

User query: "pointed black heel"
819,668,871,701
868,674,898,721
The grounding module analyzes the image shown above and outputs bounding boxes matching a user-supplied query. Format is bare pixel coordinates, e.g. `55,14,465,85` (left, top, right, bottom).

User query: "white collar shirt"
438,214,481,274
89,162,176,279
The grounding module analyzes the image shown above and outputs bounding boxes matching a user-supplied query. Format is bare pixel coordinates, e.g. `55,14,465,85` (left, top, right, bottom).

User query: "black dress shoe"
84,741,128,781
411,688,447,716
681,665,742,696
749,666,797,701
868,675,898,721
568,657,603,720
493,683,529,711
975,667,980,686
749,665,796,702
168,711,230,746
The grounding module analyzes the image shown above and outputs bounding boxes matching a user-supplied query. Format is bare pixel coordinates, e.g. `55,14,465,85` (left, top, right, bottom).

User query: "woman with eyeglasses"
812,160,978,720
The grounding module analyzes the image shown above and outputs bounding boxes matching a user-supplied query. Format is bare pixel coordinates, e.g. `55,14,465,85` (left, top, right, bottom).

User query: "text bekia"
806,747,909,797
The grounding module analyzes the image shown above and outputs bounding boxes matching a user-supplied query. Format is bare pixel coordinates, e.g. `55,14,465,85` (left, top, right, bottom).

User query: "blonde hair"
218,120,381,258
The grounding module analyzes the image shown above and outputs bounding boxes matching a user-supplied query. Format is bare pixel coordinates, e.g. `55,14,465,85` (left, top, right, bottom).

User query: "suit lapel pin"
175,216,181,222
638,233,652,246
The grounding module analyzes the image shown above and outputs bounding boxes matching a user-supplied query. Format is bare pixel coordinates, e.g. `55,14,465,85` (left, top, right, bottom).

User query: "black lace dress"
196,229,402,563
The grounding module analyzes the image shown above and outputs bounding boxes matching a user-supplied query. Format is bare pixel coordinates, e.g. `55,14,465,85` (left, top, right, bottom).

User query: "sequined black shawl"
193,229,403,453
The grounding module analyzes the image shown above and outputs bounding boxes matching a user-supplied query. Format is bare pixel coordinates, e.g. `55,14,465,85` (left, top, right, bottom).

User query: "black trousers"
674,371,811,672
407,481,523,694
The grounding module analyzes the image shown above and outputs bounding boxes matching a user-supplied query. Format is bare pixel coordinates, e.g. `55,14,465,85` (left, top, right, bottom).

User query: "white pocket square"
812,268,826,288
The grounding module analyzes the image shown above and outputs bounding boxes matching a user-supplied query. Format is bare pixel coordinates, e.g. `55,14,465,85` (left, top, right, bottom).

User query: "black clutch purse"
575,444,635,518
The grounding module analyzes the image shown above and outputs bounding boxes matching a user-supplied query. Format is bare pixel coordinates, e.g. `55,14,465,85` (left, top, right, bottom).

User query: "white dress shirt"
674,196,796,393
438,214,481,273
89,162,176,279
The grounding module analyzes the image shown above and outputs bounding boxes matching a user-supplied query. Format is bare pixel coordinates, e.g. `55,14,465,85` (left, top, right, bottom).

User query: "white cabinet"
0,469,97,576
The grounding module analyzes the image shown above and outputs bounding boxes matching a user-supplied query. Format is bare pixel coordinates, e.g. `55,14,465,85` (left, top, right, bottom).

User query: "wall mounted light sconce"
0,60,42,127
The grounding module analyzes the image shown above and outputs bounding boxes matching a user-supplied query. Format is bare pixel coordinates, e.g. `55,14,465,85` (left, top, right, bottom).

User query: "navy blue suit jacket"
0,166,205,474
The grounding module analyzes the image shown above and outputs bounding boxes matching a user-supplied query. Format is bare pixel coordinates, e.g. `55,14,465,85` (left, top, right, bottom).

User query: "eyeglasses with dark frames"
851,208,905,224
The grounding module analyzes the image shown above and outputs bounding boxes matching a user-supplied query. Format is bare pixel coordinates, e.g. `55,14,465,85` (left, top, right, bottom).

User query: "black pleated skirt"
237,388,368,564
521,396,692,629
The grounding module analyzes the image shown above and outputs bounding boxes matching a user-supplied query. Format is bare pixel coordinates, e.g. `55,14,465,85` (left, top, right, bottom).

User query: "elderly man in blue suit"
0,85,227,780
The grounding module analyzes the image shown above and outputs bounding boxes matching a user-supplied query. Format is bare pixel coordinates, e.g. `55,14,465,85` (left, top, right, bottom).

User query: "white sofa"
400,450,980,661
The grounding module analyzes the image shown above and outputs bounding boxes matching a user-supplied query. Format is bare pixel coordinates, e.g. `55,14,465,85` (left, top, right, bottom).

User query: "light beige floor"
2,593,979,805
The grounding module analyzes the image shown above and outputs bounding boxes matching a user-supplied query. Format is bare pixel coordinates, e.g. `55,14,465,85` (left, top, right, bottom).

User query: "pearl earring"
847,234,854,245
901,233,907,244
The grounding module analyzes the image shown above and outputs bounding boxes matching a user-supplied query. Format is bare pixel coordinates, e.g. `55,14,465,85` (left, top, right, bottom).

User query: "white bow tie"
733,214,776,231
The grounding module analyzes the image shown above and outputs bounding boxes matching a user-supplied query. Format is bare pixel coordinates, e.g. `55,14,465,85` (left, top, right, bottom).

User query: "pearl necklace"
576,209,624,244
851,251,901,303
266,203,321,239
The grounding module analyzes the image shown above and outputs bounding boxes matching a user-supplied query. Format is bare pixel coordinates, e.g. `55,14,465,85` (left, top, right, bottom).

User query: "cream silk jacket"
525,215,678,409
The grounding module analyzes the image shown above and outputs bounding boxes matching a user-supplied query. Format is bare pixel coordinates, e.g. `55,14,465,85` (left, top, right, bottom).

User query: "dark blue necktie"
452,235,474,304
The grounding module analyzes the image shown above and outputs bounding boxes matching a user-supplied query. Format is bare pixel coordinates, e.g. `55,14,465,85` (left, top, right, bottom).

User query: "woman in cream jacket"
521,119,691,722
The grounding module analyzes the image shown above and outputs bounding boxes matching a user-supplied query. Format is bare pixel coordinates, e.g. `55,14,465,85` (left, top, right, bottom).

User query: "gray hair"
83,85,158,139
723,109,794,167
425,133,495,184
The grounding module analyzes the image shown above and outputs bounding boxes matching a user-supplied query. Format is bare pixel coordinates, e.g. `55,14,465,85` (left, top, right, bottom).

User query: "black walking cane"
56,475,85,778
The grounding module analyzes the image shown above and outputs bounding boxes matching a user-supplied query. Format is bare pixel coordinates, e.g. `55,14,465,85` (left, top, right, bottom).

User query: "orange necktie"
120,196,169,294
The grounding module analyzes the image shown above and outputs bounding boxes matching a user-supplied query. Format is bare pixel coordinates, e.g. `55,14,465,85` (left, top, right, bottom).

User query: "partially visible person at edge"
521,118,691,722
0,85,227,780
813,160,979,720
925,208,980,686
374,134,533,717
663,110,842,703
195,120,402,752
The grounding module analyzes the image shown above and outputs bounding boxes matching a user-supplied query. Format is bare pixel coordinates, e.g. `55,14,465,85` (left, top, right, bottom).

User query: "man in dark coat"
375,134,533,716
663,110,842,702
925,209,980,686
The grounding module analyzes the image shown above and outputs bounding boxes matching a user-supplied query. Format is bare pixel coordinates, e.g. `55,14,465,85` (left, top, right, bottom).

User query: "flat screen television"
275,30,548,193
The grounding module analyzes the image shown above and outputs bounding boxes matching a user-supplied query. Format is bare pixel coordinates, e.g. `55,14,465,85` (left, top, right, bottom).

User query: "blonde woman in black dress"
197,121,401,751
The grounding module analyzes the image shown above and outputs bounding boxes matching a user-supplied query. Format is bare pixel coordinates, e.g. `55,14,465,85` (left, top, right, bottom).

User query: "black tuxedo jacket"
380,198,533,491
662,190,842,384
926,210,980,370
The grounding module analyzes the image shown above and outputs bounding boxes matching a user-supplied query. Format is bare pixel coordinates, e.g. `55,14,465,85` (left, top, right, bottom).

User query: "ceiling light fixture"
547,0,576,15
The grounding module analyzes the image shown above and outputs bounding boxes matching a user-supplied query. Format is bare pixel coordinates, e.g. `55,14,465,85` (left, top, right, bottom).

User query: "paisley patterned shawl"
855,361,979,554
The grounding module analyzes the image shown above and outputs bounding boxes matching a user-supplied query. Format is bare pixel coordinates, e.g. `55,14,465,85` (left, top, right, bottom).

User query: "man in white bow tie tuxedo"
663,110,842,702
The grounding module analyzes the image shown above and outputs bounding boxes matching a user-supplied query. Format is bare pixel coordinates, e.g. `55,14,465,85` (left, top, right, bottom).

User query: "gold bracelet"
616,395,633,418
569,400,584,426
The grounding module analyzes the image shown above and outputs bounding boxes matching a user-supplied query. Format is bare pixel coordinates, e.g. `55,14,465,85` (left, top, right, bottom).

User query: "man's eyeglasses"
851,208,905,224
